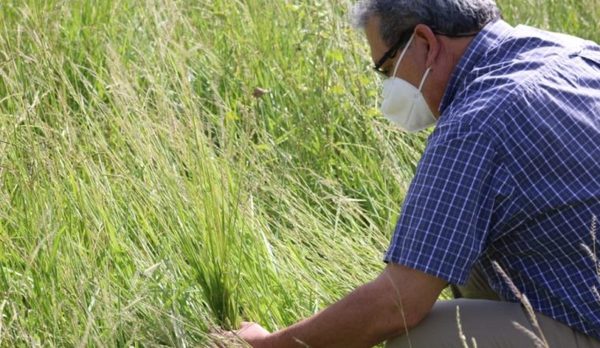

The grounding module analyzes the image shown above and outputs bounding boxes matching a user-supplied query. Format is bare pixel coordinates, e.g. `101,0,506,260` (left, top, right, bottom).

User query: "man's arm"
238,263,447,348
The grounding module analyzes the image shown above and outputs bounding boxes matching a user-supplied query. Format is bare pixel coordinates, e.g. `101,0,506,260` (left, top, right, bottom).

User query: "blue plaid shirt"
384,19,600,339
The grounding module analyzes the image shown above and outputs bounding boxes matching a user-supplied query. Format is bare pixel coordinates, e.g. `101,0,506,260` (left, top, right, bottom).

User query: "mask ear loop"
391,33,415,77
406,66,433,123
418,67,432,92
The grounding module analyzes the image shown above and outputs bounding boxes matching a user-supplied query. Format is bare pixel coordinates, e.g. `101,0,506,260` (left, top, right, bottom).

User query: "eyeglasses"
373,26,479,77
373,28,415,76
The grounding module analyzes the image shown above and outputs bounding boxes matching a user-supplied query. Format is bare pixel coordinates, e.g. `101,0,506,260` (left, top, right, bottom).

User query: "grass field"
0,0,598,346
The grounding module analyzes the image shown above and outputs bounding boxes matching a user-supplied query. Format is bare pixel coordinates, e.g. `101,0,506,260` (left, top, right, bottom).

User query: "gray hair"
352,0,501,46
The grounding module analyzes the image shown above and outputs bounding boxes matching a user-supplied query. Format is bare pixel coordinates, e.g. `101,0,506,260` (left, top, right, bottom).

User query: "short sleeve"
384,131,497,285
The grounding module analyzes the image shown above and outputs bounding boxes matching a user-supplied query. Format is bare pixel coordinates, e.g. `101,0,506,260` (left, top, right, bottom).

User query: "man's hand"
235,322,271,347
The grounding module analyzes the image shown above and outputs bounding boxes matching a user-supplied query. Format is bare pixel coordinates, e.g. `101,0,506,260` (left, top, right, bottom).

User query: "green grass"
0,0,598,346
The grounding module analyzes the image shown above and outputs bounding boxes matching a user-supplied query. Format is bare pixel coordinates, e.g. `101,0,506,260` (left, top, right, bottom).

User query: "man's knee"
386,299,540,348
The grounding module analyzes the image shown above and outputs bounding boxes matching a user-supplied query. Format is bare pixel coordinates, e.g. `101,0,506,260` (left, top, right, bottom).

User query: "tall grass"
0,0,598,346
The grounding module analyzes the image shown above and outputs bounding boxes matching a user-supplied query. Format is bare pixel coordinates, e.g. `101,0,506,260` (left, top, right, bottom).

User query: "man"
235,0,600,347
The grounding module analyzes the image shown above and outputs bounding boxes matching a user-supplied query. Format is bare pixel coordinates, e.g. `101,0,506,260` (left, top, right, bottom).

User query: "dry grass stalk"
591,215,598,277
492,262,550,348
456,306,477,348
512,322,548,348
592,286,600,303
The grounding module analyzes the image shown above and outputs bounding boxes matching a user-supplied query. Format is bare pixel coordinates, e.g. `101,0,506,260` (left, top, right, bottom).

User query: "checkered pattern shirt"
384,19,600,339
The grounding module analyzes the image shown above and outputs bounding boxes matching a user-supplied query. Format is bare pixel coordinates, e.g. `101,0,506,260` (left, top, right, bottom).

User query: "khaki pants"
386,267,600,348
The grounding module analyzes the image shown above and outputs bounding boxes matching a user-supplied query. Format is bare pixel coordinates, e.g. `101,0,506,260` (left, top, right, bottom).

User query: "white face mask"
380,34,437,132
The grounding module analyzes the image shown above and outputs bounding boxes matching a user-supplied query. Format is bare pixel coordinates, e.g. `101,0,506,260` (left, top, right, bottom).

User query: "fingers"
239,321,258,331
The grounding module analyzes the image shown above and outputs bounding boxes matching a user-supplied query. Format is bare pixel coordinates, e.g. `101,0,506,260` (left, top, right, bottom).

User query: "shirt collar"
439,19,514,113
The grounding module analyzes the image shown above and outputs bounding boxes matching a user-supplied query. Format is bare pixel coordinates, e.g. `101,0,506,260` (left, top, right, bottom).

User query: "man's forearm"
263,278,410,348
238,265,445,347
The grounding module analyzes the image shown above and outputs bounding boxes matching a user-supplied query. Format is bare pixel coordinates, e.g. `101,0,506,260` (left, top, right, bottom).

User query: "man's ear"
414,24,440,68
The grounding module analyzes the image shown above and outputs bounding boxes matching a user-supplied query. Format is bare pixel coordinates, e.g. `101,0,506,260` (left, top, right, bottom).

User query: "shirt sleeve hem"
383,253,470,286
